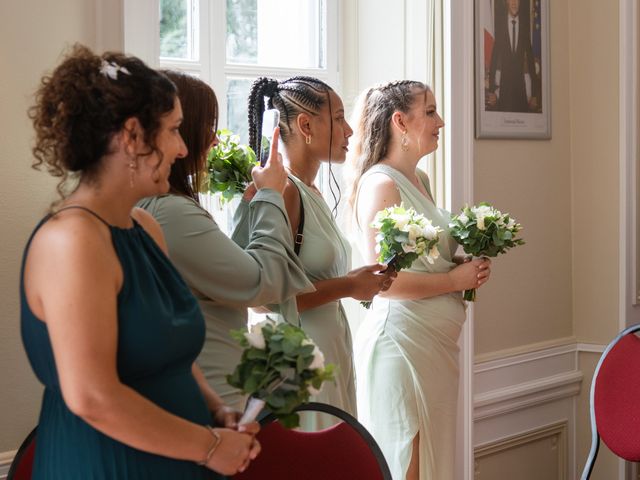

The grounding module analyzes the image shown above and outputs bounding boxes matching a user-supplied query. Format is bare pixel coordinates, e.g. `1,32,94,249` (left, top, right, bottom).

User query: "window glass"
226,78,253,143
160,0,199,61
226,0,325,69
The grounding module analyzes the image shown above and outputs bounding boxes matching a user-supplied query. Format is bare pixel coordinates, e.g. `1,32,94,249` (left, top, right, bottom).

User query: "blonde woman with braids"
239,76,396,430
347,81,491,480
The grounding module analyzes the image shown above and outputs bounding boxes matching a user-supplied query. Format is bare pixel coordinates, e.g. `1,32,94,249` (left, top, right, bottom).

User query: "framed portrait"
475,0,551,139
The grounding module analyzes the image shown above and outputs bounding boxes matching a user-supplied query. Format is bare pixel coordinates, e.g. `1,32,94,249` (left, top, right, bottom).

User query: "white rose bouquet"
449,202,525,301
227,319,335,428
207,129,258,203
361,204,442,308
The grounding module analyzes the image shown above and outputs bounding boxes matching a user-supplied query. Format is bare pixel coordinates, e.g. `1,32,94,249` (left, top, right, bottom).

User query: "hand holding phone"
260,109,280,167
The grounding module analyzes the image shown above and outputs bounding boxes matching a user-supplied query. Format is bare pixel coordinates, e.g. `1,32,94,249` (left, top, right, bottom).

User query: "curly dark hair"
29,44,177,198
162,71,218,202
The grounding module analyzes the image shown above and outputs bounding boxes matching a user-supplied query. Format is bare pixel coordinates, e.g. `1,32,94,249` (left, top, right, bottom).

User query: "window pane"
226,0,325,68
160,0,199,61
226,78,253,144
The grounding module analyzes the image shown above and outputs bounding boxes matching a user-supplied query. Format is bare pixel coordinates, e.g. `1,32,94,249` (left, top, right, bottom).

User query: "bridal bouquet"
227,319,335,428
207,129,258,203
449,203,525,301
361,204,442,308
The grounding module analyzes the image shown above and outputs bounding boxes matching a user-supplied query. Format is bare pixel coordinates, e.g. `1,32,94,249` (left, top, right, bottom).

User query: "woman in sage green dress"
139,72,314,413
22,46,259,478
347,81,492,480
244,76,396,431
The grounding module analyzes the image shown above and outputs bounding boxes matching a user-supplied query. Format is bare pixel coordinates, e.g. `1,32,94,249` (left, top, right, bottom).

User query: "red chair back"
234,403,391,480
7,427,37,480
594,332,640,460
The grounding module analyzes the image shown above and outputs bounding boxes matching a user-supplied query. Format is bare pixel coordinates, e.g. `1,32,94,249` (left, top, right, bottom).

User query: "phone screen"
260,109,280,166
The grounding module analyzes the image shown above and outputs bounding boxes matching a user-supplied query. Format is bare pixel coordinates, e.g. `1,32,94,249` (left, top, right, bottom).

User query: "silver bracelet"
197,426,222,466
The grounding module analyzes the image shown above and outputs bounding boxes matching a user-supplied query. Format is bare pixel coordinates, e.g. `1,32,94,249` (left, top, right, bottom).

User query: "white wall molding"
0,450,15,479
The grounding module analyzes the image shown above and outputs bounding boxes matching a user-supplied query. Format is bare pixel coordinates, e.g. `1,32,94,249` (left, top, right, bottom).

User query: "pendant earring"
129,160,136,188
401,131,409,152
306,135,312,145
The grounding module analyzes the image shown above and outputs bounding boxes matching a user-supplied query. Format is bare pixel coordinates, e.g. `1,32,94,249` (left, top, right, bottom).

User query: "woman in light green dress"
244,76,396,430
139,72,314,413
347,81,492,480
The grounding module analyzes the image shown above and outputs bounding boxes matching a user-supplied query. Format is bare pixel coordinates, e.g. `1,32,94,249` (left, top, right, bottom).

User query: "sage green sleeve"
139,191,314,309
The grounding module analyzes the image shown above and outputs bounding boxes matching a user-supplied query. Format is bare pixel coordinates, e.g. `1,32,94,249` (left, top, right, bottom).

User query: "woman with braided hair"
242,76,396,430
346,81,491,480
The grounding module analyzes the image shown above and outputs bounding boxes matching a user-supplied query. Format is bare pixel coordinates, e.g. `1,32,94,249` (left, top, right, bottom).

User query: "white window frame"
131,0,340,137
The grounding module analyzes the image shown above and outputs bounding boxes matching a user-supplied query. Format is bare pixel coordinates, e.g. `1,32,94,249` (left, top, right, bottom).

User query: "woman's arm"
24,215,256,475
281,179,393,312
356,172,488,300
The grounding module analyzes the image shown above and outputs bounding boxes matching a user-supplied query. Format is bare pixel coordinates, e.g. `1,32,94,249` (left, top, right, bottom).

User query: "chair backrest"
7,426,37,480
233,402,392,480
581,323,640,479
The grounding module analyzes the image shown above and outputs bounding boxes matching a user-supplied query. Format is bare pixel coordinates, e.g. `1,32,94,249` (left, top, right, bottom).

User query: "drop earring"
401,131,409,152
129,159,136,188
306,135,312,145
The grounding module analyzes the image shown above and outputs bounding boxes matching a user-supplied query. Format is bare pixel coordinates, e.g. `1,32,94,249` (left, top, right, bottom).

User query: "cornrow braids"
246,76,333,155
346,80,429,209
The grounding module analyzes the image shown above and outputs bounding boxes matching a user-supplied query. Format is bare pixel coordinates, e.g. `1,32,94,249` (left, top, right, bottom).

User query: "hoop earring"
129,160,136,188
306,135,312,145
401,131,409,152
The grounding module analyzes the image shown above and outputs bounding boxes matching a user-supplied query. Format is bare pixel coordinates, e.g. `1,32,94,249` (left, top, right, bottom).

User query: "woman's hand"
448,258,491,291
251,127,287,194
206,428,261,475
346,264,397,301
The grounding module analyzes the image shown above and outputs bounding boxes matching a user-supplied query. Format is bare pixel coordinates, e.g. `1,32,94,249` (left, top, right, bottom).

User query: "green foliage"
227,320,335,429
207,129,258,203
449,202,525,301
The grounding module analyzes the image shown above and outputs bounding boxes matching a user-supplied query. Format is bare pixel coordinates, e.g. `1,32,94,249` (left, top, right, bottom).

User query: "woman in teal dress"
347,81,492,480
245,76,396,430
21,45,259,478
138,72,313,413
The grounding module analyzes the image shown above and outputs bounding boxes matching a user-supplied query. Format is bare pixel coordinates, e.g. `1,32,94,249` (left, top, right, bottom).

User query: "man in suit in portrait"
486,0,539,113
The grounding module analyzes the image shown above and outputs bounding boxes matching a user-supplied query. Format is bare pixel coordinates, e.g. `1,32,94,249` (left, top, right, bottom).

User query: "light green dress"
242,175,357,430
138,190,314,411
353,164,466,480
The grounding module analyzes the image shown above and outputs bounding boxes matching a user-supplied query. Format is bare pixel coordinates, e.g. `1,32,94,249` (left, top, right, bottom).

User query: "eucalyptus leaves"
227,320,335,428
449,203,524,301
362,204,442,308
207,129,258,203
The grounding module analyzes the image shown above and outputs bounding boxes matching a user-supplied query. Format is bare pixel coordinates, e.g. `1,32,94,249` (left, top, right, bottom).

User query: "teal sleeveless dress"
20,207,218,479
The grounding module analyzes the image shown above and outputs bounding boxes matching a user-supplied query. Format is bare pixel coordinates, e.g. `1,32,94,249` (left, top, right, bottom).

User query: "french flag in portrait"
482,0,495,70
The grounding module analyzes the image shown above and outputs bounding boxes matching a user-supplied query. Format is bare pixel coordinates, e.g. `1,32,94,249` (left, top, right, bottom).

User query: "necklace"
285,166,314,187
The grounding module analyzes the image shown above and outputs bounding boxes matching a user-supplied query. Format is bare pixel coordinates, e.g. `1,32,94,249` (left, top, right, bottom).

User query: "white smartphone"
260,109,280,166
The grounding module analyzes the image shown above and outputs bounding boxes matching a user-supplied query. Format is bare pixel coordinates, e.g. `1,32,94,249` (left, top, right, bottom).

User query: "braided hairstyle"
163,70,218,202
346,80,429,208
247,76,342,214
29,44,177,200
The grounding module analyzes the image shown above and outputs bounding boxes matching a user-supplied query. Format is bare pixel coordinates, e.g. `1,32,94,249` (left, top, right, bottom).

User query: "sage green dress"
353,164,466,480
139,190,314,411
240,175,357,430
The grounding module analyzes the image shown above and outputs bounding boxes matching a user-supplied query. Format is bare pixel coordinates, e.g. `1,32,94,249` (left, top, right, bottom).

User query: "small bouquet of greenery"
362,204,443,309
227,319,335,428
207,129,258,203
449,203,525,301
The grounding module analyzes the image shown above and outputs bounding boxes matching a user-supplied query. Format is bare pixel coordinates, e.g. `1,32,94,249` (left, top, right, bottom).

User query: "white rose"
245,320,271,350
422,222,439,240
391,212,410,231
457,213,469,225
407,223,423,242
506,218,516,229
303,339,325,370
476,215,486,231
402,242,417,253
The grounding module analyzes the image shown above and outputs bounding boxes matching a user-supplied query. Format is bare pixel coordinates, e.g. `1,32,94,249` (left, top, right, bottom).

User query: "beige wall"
0,0,96,452
569,0,621,344
474,0,574,357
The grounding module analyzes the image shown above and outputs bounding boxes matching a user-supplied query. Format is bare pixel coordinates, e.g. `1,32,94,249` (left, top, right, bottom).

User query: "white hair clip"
100,60,131,80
